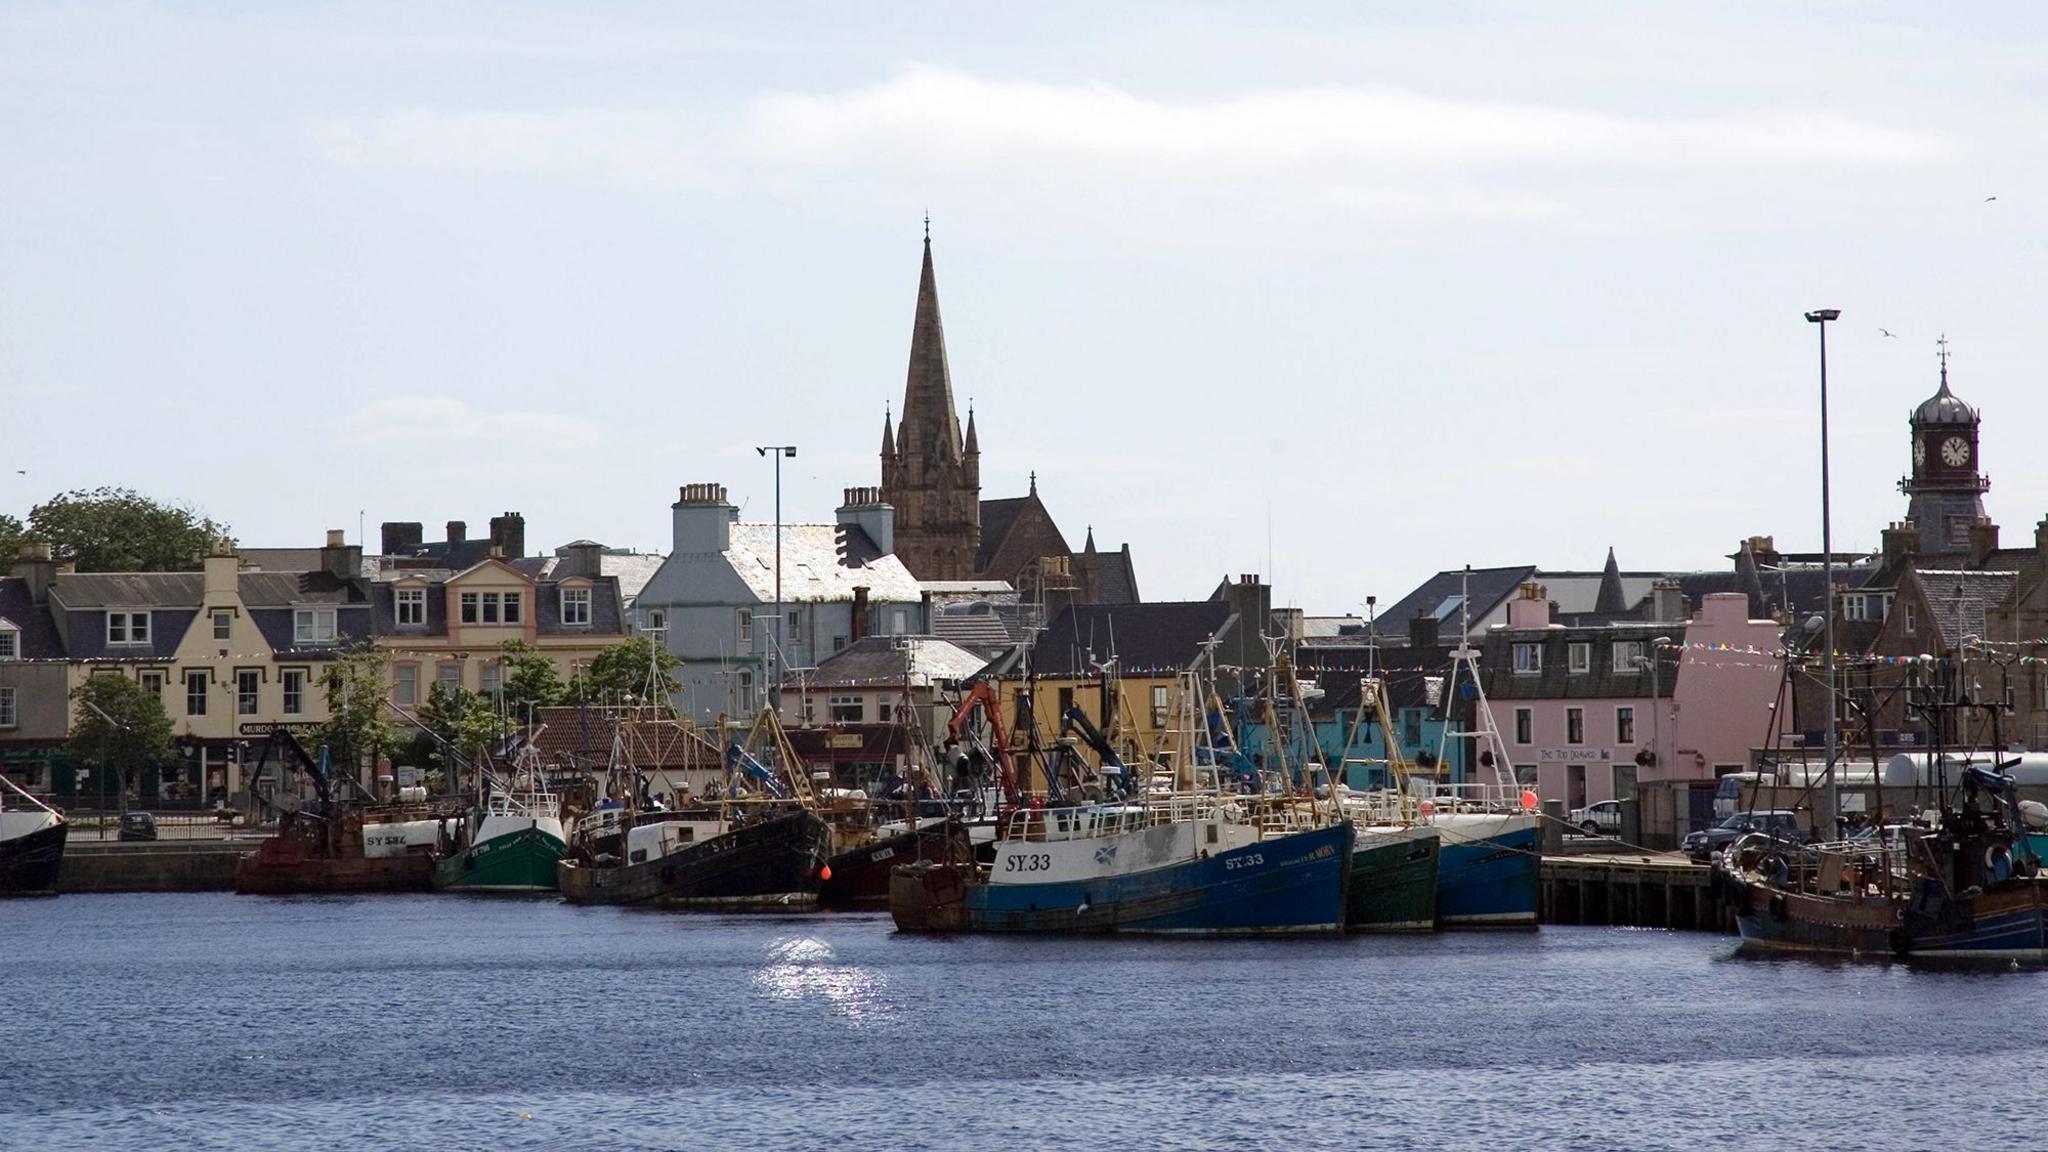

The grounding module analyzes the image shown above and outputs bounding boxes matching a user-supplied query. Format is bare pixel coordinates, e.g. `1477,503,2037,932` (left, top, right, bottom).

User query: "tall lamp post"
755,444,797,714
1805,308,1841,835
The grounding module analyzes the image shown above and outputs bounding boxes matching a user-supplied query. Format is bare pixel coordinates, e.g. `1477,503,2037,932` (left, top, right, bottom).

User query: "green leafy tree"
68,676,176,802
412,682,509,766
567,635,681,703
321,647,394,781
498,640,565,721
27,486,231,572
0,513,22,565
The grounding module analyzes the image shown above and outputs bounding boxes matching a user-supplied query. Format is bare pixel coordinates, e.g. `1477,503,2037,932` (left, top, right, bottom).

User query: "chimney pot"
326,529,345,547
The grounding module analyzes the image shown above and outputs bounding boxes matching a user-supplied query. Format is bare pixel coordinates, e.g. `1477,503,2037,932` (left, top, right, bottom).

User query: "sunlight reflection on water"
751,934,896,1023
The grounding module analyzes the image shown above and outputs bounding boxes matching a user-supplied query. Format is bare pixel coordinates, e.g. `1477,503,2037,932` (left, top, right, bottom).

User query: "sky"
5,2,2048,611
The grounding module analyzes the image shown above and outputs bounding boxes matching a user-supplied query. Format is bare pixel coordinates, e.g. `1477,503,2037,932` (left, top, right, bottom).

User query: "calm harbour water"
1,894,2042,1151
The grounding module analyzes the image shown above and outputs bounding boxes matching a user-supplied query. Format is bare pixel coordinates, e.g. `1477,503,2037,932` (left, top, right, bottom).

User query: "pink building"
1482,582,1784,823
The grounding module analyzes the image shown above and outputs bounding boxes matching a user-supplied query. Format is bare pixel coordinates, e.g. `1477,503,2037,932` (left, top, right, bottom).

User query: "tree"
567,635,681,703
498,640,565,721
0,513,22,565
321,647,394,782
27,486,231,572
413,682,509,766
69,676,176,804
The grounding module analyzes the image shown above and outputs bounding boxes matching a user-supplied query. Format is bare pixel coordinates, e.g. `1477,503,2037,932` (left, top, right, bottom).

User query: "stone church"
879,235,1139,603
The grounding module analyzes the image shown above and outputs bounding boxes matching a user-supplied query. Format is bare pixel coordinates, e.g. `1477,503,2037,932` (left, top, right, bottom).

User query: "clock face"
1914,439,1927,467
1942,436,1971,467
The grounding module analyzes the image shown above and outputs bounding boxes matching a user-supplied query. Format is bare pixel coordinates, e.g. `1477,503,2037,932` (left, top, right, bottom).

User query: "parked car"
118,811,159,842
1683,810,1802,862
1569,800,1623,837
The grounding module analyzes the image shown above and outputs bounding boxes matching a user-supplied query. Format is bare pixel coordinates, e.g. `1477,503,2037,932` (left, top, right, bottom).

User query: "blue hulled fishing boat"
891,805,1353,935
1431,810,1540,926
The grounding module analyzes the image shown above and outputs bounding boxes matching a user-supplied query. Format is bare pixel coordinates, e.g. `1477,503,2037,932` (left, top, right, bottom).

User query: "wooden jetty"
1539,854,1733,933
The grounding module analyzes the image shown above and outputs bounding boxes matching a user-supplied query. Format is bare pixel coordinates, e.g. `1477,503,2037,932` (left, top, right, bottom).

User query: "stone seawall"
59,842,244,893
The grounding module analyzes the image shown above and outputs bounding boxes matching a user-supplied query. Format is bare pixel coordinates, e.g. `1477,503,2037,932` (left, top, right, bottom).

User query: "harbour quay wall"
1539,855,1733,933
58,842,241,893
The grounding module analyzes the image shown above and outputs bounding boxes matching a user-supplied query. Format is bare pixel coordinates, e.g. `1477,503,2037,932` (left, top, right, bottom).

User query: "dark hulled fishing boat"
557,808,830,907
0,777,67,896
1344,824,1439,931
233,726,458,896
818,817,971,910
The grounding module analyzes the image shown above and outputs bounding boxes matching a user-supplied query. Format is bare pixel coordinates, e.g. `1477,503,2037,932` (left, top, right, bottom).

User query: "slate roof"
1479,622,1684,701
47,573,204,608
976,496,1037,575
1016,601,1236,678
1074,543,1141,604
931,599,1019,654
723,523,923,603
799,636,987,688
0,579,65,658
1376,566,1535,639
1916,569,2019,648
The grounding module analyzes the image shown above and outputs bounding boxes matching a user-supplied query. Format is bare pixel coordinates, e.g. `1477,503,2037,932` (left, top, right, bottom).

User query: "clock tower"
1899,338,1988,553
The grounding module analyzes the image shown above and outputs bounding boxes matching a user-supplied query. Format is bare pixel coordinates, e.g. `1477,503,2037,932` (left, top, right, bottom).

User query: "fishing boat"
891,803,1354,935
0,775,67,896
233,726,458,896
556,709,833,908
433,788,567,893
818,816,971,910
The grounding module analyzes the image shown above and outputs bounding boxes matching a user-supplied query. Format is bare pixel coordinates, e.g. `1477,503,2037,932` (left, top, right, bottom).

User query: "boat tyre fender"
1986,844,2013,884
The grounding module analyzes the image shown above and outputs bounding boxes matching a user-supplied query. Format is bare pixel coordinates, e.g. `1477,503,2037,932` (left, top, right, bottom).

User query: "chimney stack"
1882,520,1920,567
12,540,55,605
489,512,525,559
672,484,736,554
1649,578,1686,622
381,521,424,556
1968,518,1999,567
1507,580,1550,628
319,530,362,583
851,585,870,643
561,541,605,579
1408,613,1440,648
836,486,895,557
446,520,467,545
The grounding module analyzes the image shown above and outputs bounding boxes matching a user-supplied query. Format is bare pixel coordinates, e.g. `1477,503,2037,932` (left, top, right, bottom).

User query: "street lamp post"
755,445,797,714
1805,308,1842,836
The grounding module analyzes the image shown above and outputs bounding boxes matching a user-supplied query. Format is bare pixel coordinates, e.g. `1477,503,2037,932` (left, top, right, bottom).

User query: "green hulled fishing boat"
433,790,567,893
1345,823,1440,931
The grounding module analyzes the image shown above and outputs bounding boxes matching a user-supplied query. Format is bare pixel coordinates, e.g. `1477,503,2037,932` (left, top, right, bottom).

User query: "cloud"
744,66,1946,175
336,395,603,450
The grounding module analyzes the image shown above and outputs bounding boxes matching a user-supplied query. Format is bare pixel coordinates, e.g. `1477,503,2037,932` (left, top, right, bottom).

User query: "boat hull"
0,817,67,896
1720,868,1900,956
1899,879,2048,960
434,825,567,893
819,819,971,910
1433,813,1539,927
1345,825,1439,932
235,846,433,895
558,810,831,908
890,822,1354,936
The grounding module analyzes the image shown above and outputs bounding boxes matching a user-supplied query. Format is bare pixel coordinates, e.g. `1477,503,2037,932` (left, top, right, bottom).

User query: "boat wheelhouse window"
1205,824,1218,844
829,695,863,723
630,849,647,864
1512,643,1540,673
1567,642,1590,674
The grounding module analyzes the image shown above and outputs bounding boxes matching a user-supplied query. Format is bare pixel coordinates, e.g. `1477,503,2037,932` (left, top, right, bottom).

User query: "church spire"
964,402,979,455
899,228,962,464
880,404,896,459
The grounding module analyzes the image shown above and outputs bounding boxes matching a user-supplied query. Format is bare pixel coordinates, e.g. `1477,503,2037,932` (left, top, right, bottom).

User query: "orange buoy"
820,865,833,882
1521,789,1539,810
1419,800,1435,818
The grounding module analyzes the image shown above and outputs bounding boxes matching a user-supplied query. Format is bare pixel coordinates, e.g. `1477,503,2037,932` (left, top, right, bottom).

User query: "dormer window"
0,625,17,661
396,587,426,626
561,586,592,626
107,611,151,646
293,608,337,645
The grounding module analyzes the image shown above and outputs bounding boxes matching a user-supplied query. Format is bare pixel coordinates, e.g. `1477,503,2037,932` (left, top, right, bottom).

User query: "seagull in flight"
1879,328,1897,338
1985,196,1998,202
